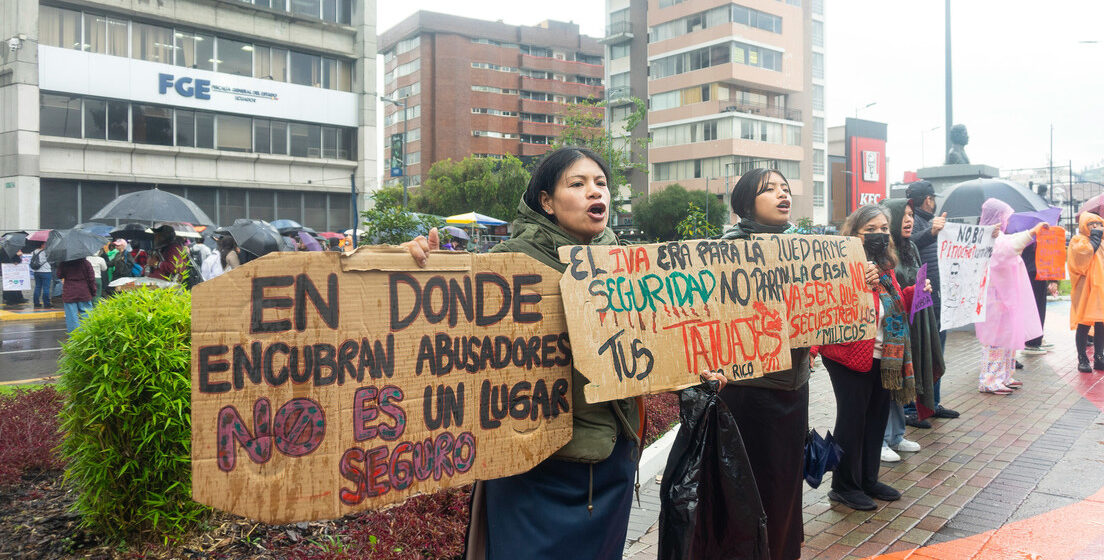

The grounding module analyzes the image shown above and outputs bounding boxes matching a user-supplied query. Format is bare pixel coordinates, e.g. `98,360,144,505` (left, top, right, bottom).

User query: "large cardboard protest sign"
191,250,573,524
938,223,996,330
1034,226,1067,280
558,235,876,403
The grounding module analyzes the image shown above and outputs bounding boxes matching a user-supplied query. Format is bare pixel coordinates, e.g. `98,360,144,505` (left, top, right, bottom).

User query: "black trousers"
824,357,891,496
1076,323,1104,361
719,383,808,560
1025,277,1048,347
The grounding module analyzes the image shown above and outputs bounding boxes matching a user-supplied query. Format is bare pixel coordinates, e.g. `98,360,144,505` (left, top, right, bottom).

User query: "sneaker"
905,414,932,429
1015,360,1025,370
1021,346,1048,356
863,482,902,502
891,438,921,453
932,405,960,419
828,490,877,511
881,445,901,463
1040,341,1056,349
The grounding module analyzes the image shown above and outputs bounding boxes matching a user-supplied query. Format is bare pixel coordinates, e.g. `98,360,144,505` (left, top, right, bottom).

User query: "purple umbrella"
298,231,323,251
1005,206,1062,234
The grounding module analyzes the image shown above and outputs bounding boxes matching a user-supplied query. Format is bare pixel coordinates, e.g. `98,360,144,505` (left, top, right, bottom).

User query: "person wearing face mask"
720,170,879,555
1068,211,1104,372
405,147,729,560
879,199,944,463
816,205,922,511
975,199,1048,393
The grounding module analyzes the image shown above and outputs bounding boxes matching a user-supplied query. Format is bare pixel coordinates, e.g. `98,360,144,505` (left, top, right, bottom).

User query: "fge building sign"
158,73,278,104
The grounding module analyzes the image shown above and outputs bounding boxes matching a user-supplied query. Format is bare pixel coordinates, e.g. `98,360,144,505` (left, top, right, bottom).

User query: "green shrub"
57,287,206,542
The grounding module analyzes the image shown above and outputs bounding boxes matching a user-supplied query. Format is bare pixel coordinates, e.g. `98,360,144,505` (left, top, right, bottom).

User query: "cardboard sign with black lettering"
558,235,876,403
191,249,573,523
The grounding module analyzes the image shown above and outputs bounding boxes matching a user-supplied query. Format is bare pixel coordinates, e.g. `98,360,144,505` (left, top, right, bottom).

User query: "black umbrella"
44,228,108,262
939,179,1050,222
110,223,154,241
227,219,288,259
91,188,214,225
0,232,28,260
270,219,304,235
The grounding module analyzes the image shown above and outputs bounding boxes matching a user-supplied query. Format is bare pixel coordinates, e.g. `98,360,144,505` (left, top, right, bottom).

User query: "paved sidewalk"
0,290,64,321
623,301,1104,559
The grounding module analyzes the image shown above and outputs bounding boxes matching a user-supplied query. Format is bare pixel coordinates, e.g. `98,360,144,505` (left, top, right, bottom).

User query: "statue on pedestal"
945,124,970,165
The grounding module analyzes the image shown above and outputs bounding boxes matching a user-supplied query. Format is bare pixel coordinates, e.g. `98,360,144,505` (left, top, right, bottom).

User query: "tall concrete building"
378,12,604,188
604,0,827,224
1,0,377,232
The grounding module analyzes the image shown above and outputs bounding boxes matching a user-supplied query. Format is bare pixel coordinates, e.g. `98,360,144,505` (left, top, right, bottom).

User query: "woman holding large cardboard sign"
405,147,727,559
818,205,919,512
718,169,880,558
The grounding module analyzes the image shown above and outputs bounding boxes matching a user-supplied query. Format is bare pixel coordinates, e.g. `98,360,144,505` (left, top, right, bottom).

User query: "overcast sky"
378,0,1104,183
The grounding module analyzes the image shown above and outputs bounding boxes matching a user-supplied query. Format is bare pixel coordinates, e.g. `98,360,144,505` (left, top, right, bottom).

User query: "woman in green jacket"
406,147,727,559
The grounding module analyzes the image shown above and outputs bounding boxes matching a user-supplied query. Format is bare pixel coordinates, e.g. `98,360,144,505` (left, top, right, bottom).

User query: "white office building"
1,0,377,231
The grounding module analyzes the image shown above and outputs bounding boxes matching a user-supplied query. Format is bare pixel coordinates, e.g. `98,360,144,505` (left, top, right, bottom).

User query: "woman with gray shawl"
880,198,944,462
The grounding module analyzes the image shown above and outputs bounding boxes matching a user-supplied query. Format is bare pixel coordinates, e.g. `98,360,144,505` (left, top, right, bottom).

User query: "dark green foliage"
410,155,529,223
633,184,728,241
361,192,447,246
57,287,206,542
676,201,722,240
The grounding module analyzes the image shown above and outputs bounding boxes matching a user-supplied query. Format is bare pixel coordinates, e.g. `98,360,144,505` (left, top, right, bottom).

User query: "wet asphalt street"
0,317,67,383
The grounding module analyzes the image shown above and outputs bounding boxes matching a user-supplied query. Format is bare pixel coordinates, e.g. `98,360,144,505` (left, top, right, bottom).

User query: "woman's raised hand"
402,227,439,267
864,261,880,287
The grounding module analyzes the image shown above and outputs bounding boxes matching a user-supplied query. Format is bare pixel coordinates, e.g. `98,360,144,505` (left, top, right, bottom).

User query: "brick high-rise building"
603,0,828,224
378,12,605,188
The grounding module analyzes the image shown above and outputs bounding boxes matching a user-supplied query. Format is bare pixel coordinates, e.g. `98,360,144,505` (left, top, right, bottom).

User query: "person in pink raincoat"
975,199,1048,394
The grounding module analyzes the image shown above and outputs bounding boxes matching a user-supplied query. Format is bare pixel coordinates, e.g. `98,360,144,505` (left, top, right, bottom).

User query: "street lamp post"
854,101,877,118
381,95,408,209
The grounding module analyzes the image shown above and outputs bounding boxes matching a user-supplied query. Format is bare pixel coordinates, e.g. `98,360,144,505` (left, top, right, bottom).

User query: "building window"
175,30,215,71
196,112,215,149
131,21,173,63
290,51,321,86
650,41,781,79
84,99,107,140
254,119,271,153
321,126,339,159
813,181,825,207
218,37,253,77
812,20,824,48
385,59,420,83
255,46,288,81
290,0,322,18
132,104,173,146
289,123,322,157
813,117,825,143
610,43,630,59
812,52,825,79
82,13,127,56
813,149,825,175
217,114,252,152
812,85,824,111
39,6,82,50
271,121,288,155
786,125,801,146
176,109,195,147
40,94,82,138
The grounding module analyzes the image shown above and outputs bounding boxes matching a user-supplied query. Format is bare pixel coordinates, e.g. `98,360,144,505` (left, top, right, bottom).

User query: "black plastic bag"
658,382,769,560
803,429,843,489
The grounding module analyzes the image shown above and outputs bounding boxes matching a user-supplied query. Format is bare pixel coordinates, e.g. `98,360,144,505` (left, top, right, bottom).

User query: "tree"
551,97,649,209
676,202,721,240
409,155,529,223
633,184,727,241
361,192,444,245
372,184,406,210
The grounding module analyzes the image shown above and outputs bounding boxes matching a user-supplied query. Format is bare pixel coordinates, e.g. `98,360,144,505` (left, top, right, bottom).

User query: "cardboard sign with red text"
558,235,876,403
191,249,573,523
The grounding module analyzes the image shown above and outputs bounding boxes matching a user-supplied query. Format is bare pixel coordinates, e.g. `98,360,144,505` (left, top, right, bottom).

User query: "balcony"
600,21,634,44
720,101,802,122
520,54,603,79
520,142,552,157
520,121,565,137
521,76,603,101
606,85,634,106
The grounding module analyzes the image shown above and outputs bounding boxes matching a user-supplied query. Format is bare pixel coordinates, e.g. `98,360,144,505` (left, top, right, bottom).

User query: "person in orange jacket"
1068,211,1104,372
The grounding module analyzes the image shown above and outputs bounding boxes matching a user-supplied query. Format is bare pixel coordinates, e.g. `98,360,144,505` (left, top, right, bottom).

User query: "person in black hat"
904,181,959,424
